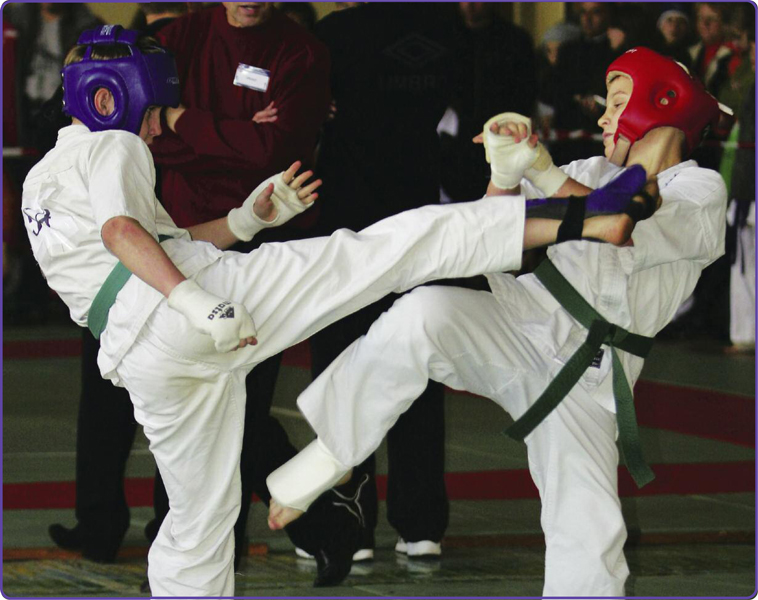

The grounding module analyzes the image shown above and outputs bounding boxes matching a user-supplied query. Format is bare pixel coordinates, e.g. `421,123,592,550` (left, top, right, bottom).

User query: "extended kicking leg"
264,173,658,530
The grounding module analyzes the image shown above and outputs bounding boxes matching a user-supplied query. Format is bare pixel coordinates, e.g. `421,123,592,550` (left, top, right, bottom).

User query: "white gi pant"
113,196,525,597
299,285,628,597
729,202,755,347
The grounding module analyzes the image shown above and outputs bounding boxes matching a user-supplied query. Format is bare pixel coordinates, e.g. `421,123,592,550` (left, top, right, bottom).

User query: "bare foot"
268,500,303,530
266,469,353,530
582,178,660,246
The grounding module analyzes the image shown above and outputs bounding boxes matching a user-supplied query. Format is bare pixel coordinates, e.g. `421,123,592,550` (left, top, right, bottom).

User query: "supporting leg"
526,389,628,596
269,286,545,519
116,336,247,597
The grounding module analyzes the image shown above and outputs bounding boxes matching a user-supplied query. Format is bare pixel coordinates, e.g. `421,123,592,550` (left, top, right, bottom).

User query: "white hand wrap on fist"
482,112,568,197
227,172,313,242
523,141,569,198
167,279,257,353
482,112,538,190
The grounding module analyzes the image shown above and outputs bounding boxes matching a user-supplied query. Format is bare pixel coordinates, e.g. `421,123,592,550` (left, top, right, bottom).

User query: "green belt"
87,235,173,339
505,258,656,488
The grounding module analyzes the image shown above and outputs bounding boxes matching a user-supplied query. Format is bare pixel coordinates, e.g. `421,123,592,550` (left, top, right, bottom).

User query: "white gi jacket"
21,125,224,382
487,157,727,414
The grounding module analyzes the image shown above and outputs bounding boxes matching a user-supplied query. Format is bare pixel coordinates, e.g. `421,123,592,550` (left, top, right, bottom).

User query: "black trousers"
309,293,449,543
75,330,136,550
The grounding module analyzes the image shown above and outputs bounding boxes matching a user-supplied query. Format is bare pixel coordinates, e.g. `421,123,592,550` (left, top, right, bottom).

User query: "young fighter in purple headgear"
22,26,657,597
266,47,731,595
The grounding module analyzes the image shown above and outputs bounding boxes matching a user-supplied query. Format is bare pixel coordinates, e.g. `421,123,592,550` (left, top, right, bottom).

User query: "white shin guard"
266,439,350,512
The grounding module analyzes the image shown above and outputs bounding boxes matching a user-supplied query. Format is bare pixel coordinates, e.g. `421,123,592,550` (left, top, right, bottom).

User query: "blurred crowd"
1,0,754,576
4,2,754,344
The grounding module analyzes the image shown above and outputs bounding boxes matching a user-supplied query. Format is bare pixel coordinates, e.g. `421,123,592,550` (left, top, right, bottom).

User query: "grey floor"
2,318,756,598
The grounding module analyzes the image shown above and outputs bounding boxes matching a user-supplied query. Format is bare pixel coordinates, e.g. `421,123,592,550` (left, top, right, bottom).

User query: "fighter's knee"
396,285,448,313
391,286,452,333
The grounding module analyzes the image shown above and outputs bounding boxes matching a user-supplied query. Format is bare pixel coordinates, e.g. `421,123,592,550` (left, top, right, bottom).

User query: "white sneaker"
295,546,374,562
352,547,375,562
395,537,442,558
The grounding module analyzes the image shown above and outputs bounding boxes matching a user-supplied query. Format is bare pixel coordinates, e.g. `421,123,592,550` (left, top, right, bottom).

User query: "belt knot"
604,323,629,347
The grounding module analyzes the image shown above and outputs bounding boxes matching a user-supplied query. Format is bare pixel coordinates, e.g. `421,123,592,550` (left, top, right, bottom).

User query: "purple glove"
586,165,651,217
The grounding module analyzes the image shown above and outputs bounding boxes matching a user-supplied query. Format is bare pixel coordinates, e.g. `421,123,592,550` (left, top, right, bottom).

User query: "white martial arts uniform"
728,201,755,347
298,156,727,596
22,124,531,596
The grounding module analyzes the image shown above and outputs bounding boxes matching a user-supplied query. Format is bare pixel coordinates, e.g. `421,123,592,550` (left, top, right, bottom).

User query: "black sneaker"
48,523,124,563
285,474,369,587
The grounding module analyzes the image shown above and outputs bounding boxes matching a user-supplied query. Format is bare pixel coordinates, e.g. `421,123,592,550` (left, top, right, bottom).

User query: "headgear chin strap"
606,47,732,166
62,25,180,135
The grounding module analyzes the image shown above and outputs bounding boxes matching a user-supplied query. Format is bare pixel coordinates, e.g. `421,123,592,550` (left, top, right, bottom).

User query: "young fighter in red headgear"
267,47,730,596
22,27,655,597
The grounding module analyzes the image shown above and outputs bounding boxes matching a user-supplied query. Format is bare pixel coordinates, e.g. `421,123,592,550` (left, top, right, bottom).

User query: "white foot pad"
266,439,349,512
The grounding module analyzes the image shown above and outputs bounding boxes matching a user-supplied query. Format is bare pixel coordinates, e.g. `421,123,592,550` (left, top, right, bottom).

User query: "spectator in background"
7,3,101,147
4,3,101,326
550,2,617,165
536,22,581,133
440,2,537,203
3,20,19,147
606,3,656,54
3,20,20,288
140,2,190,36
689,3,739,98
307,3,460,562
665,3,745,344
279,2,317,31
147,2,339,580
541,21,581,69
661,2,740,343
653,4,692,66
724,34,755,355
717,3,755,111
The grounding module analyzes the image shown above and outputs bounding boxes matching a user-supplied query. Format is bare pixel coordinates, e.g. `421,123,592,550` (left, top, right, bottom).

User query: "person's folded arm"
166,47,330,169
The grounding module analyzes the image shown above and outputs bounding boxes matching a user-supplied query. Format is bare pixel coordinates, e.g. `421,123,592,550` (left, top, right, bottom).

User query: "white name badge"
233,63,270,92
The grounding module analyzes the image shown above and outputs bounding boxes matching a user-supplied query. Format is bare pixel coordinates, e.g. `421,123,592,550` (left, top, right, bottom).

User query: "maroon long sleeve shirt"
150,6,331,228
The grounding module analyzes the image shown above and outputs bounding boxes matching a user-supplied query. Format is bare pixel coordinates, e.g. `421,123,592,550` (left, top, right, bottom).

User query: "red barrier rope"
2,147,40,158
3,132,754,159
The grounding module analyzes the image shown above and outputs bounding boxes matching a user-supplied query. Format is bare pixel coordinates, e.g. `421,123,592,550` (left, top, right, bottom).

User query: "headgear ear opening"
62,25,180,135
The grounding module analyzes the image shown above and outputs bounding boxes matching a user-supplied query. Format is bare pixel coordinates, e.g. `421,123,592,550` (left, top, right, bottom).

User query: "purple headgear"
62,25,180,135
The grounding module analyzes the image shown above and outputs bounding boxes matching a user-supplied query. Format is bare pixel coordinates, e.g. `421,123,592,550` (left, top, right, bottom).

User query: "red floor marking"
4,339,754,446
3,542,268,562
3,338,82,359
634,380,755,448
4,461,754,510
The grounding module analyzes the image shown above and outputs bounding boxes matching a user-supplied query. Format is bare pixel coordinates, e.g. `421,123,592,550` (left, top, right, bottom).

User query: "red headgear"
605,47,729,165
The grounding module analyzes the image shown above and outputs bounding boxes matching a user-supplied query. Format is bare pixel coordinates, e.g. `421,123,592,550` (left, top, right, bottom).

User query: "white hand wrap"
266,439,350,512
228,171,313,242
482,112,538,190
524,142,569,197
167,279,257,353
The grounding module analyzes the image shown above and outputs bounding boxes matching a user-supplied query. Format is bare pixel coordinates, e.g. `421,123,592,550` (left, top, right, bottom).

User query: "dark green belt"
505,258,656,488
87,235,173,339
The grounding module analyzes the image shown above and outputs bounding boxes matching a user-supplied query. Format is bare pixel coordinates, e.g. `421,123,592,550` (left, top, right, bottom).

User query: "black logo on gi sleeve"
23,208,52,236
